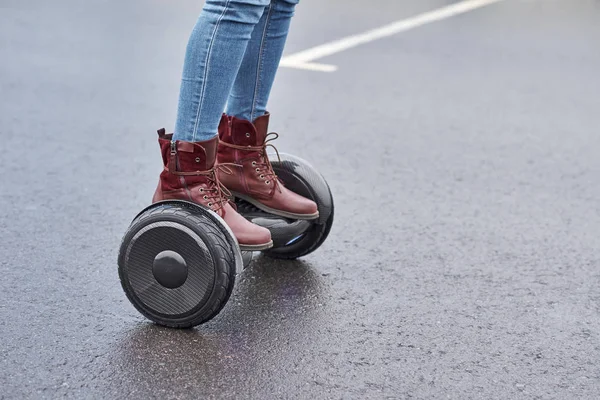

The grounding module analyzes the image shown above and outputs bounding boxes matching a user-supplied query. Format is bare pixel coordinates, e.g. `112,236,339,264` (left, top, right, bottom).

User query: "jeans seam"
192,0,231,141
250,2,274,121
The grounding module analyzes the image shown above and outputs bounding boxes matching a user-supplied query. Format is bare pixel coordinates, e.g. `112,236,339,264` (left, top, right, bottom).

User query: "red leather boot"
152,129,273,251
217,113,319,220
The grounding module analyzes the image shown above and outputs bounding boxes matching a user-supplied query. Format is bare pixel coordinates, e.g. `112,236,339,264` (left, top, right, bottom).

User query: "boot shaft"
157,129,218,191
216,113,278,199
217,113,270,163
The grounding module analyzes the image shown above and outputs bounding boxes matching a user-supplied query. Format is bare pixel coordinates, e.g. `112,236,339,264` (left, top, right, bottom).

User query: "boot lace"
220,132,283,192
165,164,234,213
196,165,235,212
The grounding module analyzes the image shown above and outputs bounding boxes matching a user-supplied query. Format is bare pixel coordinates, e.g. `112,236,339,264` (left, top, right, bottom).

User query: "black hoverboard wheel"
236,153,334,259
118,201,243,328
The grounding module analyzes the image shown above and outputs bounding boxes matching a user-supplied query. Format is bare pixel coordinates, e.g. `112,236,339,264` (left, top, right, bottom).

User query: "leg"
155,0,274,249
174,0,271,142
216,0,317,219
226,0,299,120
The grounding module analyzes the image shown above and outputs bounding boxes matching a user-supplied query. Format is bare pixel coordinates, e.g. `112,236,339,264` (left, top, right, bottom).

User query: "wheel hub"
152,250,188,289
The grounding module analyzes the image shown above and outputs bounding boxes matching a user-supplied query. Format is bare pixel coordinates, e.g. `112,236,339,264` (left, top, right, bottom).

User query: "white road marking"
280,0,504,72
281,62,338,72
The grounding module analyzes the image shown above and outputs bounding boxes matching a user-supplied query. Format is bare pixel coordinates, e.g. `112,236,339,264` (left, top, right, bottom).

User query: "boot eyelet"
203,195,208,200
259,174,264,179
195,157,201,163
245,132,251,138
255,168,260,172
199,188,204,192
251,161,256,166
208,202,213,207
265,180,270,185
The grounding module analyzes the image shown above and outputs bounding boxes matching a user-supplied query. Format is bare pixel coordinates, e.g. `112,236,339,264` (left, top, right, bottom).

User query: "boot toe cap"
223,204,272,246
282,189,319,216
236,224,272,246
235,224,273,251
297,196,318,215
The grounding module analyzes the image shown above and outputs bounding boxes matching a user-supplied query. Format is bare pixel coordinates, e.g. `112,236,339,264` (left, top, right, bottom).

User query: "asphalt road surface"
2,0,600,398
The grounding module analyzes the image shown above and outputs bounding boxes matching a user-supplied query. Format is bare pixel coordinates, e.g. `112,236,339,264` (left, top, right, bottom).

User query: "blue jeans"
174,0,299,142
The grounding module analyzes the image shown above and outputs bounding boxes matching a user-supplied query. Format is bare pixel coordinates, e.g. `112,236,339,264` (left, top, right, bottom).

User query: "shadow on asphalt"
107,258,329,392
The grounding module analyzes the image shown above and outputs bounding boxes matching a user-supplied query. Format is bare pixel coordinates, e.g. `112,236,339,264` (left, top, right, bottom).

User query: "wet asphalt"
2,0,600,398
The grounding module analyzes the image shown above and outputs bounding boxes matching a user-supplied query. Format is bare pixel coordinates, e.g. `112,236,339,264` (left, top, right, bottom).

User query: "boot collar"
157,128,218,170
227,112,270,146
252,112,270,142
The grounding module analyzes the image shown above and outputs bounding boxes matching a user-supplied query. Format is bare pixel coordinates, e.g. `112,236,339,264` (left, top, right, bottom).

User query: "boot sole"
239,240,273,252
232,192,320,221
